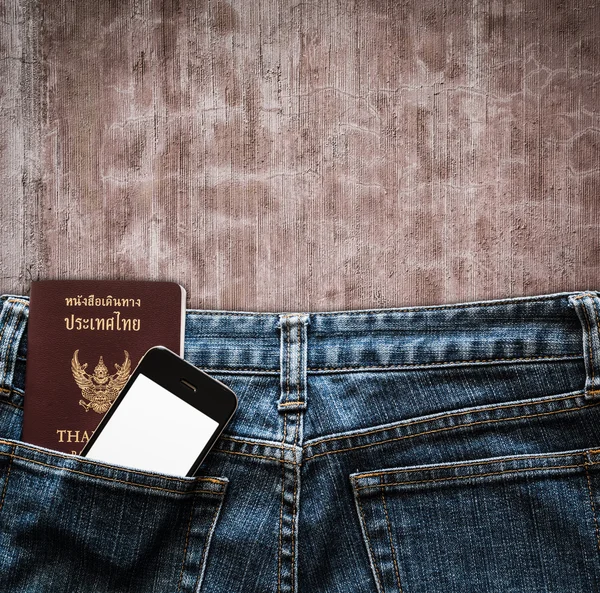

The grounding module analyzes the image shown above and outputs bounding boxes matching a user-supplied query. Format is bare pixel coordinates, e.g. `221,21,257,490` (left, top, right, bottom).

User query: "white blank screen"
84,373,220,476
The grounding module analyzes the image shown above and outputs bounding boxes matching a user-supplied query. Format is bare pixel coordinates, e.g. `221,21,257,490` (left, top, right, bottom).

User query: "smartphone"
80,345,238,477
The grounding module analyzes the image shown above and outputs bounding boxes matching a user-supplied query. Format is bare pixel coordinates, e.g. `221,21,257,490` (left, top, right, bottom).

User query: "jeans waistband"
2,291,599,380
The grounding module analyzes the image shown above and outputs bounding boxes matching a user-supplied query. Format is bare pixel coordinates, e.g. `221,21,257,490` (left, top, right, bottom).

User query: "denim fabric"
1,291,600,592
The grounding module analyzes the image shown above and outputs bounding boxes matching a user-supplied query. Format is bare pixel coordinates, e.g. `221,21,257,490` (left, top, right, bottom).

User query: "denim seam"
571,294,599,301
192,492,225,593
0,439,227,485
306,400,600,461
0,399,20,409
583,458,600,558
0,452,227,494
278,413,287,593
0,304,25,392
277,314,290,593
380,482,404,593
0,385,18,395
352,479,385,593
177,492,196,593
593,298,600,391
353,449,585,479
0,449,14,514
211,448,298,464
219,435,292,449
5,298,29,306
305,354,581,373
582,298,596,390
215,397,594,463
292,320,300,593
0,310,13,390
353,461,587,490
305,392,583,450
20,354,572,377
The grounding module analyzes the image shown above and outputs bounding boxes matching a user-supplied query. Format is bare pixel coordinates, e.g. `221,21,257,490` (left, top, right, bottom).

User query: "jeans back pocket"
0,438,228,593
350,449,600,593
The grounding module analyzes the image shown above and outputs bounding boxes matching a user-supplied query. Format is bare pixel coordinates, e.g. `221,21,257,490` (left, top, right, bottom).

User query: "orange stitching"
0,452,13,513
0,439,226,485
192,493,225,591
381,484,403,593
0,399,21,409
353,450,583,480
584,459,600,556
308,401,600,461
305,393,582,450
280,401,305,406
177,492,196,592
6,298,29,306
0,452,226,495
354,482,385,590
353,462,584,490
571,293,598,301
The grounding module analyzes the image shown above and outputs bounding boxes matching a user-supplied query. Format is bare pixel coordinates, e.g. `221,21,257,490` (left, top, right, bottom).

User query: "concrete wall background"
1,0,599,311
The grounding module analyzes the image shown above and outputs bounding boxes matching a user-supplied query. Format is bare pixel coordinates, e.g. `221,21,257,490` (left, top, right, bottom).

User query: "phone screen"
83,373,220,476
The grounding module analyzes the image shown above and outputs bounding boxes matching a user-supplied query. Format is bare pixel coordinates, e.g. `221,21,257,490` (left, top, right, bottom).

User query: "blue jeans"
2,291,600,592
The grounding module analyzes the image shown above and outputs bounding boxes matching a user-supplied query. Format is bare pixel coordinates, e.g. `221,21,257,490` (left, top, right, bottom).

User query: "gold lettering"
57,428,95,446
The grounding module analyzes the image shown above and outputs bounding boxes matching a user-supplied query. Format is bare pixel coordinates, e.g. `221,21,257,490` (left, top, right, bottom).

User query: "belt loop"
0,296,29,399
277,314,310,412
568,291,600,399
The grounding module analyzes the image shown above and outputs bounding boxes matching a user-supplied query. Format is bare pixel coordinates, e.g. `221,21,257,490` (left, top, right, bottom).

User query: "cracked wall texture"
0,0,599,311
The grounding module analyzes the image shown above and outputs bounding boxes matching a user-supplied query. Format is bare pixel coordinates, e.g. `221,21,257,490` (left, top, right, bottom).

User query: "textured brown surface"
1,0,599,311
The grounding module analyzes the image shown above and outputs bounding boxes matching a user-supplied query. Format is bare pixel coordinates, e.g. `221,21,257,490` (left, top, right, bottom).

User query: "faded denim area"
2,291,600,592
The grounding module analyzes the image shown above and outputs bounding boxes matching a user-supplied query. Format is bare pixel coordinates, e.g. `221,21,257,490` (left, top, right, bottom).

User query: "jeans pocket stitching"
0,447,14,513
192,489,227,592
352,476,386,593
584,459,600,557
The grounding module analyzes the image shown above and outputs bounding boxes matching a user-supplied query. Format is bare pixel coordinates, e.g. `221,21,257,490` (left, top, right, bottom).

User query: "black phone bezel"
79,345,238,477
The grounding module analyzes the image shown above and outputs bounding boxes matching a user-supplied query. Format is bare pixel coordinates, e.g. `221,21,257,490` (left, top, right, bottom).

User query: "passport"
21,280,186,454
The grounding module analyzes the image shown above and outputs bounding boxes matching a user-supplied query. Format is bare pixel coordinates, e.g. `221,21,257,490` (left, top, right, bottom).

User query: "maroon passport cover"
21,280,186,454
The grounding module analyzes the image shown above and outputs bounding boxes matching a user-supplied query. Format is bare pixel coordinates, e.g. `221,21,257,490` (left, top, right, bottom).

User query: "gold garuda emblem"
71,349,131,413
